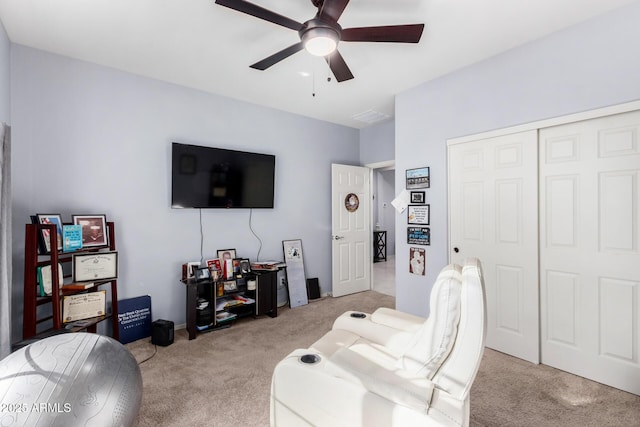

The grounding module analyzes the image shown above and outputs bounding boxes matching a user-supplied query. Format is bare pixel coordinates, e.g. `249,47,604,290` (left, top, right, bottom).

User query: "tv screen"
171,142,275,209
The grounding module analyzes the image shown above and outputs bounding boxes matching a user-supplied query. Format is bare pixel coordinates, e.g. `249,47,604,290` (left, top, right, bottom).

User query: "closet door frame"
448,102,640,352
447,101,640,395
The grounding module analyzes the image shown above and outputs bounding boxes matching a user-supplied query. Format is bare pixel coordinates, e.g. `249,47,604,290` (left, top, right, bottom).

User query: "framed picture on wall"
406,167,430,189
407,226,430,245
407,204,430,225
409,247,426,276
410,191,425,204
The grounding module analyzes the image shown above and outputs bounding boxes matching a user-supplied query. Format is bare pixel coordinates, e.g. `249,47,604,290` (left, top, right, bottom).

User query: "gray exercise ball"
0,332,142,426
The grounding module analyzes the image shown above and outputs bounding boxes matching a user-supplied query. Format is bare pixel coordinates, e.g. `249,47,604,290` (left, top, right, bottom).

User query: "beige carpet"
127,291,640,426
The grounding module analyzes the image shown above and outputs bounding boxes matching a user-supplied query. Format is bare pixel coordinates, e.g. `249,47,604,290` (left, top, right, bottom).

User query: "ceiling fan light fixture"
300,25,339,57
305,35,337,56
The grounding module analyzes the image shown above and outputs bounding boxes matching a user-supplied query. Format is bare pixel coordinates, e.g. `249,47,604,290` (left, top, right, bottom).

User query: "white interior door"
448,130,540,363
331,164,371,297
539,110,640,395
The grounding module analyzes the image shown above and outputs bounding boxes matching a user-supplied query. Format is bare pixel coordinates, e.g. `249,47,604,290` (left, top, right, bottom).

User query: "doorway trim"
366,160,395,294
366,160,395,170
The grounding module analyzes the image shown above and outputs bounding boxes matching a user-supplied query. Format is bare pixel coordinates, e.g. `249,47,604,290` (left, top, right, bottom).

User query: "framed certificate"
73,251,118,282
62,290,106,323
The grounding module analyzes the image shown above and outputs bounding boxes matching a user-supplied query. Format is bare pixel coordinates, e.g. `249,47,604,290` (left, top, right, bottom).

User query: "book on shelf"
216,312,237,322
216,297,246,311
232,294,255,305
64,319,94,329
61,282,95,291
62,224,83,252
224,299,244,308
250,261,281,271
37,263,64,296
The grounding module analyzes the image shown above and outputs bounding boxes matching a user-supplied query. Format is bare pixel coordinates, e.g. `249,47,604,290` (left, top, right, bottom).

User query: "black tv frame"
171,142,275,209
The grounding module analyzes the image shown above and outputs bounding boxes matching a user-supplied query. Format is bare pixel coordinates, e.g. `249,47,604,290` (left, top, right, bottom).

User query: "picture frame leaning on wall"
282,239,308,308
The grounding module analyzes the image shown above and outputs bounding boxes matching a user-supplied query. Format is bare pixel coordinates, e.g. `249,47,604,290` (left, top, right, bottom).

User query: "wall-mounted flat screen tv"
171,142,275,209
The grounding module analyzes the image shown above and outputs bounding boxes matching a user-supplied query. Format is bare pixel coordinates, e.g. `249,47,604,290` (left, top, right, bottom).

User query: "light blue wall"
359,120,394,165
360,120,395,255
0,18,9,123
10,45,359,341
361,120,396,257
395,0,640,316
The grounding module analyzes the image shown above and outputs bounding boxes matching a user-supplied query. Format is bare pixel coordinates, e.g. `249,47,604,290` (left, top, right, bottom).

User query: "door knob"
453,247,460,253
333,235,345,240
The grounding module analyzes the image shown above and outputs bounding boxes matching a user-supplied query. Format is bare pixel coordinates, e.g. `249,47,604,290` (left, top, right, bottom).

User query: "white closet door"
449,130,539,363
539,110,640,395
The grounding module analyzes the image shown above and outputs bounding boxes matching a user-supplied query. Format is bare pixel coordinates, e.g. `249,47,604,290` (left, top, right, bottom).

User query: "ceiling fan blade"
250,42,304,70
215,0,303,31
341,24,425,43
325,50,354,82
318,0,351,23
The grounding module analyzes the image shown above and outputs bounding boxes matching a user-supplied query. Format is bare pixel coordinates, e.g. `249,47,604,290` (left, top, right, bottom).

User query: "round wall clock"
345,193,359,212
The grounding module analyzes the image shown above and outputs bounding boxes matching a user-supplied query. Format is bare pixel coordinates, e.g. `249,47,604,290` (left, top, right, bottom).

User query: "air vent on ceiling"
351,109,391,124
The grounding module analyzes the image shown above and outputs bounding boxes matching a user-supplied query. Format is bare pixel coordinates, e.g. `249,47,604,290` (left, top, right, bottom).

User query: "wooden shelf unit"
181,269,278,340
22,221,119,340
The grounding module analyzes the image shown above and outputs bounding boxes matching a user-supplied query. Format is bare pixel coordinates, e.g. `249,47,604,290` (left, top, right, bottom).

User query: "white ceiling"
0,0,636,128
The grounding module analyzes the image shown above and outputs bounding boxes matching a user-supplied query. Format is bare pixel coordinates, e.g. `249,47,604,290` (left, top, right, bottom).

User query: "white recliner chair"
270,258,486,427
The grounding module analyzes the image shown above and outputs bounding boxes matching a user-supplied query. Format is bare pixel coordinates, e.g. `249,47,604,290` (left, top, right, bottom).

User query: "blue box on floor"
118,295,152,344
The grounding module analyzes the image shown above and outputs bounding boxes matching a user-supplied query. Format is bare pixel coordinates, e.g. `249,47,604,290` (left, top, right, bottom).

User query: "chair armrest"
330,308,425,355
325,347,435,412
370,307,425,331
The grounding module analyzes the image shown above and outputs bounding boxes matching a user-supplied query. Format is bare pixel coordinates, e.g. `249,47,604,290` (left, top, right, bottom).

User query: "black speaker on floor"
151,319,174,346
306,278,320,300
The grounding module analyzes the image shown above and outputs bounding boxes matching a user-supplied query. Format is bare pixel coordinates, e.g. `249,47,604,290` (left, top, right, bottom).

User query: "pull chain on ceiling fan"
214,0,425,82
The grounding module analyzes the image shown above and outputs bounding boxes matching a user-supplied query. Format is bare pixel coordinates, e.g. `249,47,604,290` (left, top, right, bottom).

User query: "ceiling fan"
214,0,425,82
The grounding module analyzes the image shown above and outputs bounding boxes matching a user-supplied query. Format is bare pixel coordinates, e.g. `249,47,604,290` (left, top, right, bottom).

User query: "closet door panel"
540,109,640,395
449,130,539,363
